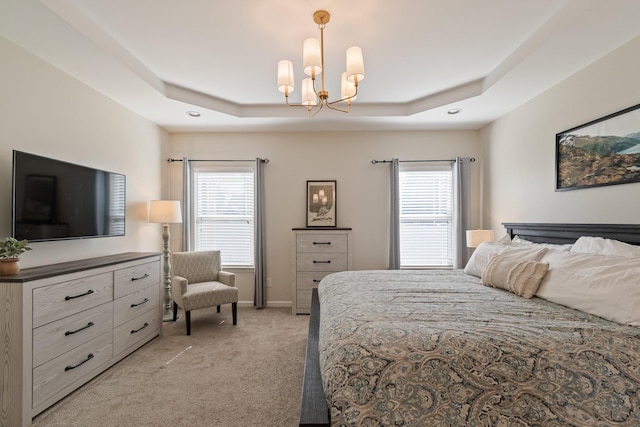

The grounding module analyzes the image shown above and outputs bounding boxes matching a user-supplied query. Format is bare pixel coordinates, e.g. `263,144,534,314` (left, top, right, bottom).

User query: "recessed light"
187,111,201,117
447,108,461,115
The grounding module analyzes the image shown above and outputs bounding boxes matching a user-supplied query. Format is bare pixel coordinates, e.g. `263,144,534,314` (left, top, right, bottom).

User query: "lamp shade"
277,60,295,94
341,72,357,100
301,78,317,106
346,46,365,83
149,200,182,224
466,229,494,248
303,38,322,76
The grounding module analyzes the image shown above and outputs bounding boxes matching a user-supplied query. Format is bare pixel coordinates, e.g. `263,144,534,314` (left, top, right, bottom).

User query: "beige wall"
0,37,168,268
481,35,640,239
169,131,481,305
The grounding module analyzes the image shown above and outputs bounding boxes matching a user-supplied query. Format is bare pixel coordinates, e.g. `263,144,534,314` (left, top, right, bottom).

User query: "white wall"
170,131,481,305
0,37,168,268
481,35,640,238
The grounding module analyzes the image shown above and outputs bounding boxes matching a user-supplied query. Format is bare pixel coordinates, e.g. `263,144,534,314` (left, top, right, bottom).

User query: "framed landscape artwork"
306,180,336,227
556,103,640,191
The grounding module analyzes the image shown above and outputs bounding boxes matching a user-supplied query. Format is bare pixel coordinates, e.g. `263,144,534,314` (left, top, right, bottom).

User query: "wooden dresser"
291,228,352,314
0,252,161,427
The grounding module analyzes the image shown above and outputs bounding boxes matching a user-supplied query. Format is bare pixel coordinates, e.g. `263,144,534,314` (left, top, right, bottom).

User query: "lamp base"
163,311,174,322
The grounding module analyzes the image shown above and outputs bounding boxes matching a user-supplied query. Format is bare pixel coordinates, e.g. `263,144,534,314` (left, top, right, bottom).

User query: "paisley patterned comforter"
317,270,640,426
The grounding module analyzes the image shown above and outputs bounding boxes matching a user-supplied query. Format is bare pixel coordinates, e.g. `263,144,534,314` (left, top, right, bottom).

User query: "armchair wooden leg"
232,302,237,325
173,302,178,322
217,305,221,313
186,311,191,335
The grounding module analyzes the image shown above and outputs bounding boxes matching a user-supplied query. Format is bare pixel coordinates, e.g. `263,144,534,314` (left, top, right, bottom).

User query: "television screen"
12,150,126,242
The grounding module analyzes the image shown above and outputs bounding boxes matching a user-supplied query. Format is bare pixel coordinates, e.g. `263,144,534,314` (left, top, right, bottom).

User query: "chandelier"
277,10,365,116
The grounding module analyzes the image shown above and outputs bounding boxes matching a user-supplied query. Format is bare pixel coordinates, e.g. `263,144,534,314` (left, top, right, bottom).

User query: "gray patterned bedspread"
317,270,640,427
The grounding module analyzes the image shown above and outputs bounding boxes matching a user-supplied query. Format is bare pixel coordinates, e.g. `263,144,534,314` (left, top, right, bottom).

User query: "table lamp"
466,229,495,248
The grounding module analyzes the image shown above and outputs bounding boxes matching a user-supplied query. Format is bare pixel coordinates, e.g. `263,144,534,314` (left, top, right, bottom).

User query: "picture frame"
555,103,640,191
306,180,336,227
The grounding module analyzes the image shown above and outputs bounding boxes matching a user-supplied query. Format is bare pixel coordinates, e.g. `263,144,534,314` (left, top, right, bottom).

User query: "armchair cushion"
182,281,238,311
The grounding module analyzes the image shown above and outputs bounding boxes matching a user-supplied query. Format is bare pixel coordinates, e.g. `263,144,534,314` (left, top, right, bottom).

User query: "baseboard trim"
237,300,292,308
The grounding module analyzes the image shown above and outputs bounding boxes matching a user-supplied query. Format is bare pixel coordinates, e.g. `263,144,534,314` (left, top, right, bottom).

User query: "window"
399,164,453,268
108,173,126,235
192,164,254,266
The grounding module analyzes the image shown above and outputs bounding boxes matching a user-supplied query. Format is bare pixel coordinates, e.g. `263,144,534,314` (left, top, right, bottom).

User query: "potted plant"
0,237,32,276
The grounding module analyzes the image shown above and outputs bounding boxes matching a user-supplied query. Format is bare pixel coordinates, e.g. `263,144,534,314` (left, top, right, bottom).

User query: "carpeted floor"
32,306,310,427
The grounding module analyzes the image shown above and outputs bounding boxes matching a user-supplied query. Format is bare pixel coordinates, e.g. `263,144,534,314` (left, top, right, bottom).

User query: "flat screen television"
11,150,126,242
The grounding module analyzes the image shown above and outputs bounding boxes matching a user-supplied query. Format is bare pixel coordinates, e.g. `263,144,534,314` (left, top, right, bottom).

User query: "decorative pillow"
537,249,640,326
570,236,640,258
463,242,547,277
481,254,549,298
512,235,573,251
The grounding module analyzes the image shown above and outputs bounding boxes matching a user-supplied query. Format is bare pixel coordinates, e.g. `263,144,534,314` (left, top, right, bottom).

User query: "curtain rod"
167,158,269,163
371,158,475,164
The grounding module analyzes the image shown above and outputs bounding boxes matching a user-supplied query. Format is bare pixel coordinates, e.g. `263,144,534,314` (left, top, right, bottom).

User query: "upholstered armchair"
170,251,238,335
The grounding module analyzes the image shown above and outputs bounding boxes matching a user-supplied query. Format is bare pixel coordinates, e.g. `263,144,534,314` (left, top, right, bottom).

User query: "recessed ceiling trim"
41,0,166,95
39,0,564,120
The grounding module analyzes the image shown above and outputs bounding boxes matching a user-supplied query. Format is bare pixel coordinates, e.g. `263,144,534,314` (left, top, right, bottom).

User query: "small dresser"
291,228,352,314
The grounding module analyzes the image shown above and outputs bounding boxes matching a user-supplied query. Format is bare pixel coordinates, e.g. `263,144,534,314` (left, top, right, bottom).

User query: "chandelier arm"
311,76,321,105
325,102,350,113
284,96,309,108
310,100,325,118
327,83,359,106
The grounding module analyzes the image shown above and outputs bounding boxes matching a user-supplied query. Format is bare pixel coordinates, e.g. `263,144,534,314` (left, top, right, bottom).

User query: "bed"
299,223,640,426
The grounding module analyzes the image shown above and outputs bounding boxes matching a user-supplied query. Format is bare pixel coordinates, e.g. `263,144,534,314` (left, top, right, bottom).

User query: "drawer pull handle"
131,322,150,334
65,322,95,336
313,279,322,283
131,273,150,281
313,260,331,264
313,242,331,245
65,289,94,301
65,353,94,371
131,298,150,308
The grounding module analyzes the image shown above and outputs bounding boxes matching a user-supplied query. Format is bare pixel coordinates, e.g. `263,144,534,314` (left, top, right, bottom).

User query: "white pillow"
536,249,640,326
570,236,640,258
463,242,547,277
512,235,573,251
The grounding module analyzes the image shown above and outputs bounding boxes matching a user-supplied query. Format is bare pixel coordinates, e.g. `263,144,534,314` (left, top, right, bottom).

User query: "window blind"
193,167,254,266
399,167,453,267
108,173,126,235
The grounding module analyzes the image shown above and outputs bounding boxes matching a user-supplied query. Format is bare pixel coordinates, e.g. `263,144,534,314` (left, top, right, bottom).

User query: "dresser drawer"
33,302,113,368
297,234,348,253
113,308,160,356
113,260,160,299
297,253,348,271
114,285,159,327
296,272,333,290
32,332,113,410
33,272,113,328
296,289,313,310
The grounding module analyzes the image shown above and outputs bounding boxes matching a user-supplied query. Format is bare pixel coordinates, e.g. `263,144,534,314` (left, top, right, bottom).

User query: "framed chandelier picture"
306,180,336,227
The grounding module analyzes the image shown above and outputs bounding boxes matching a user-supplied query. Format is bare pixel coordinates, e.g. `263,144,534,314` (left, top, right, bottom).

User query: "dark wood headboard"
502,223,640,246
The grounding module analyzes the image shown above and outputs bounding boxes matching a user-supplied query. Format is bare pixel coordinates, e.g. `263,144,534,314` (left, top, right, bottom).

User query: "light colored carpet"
32,306,310,427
